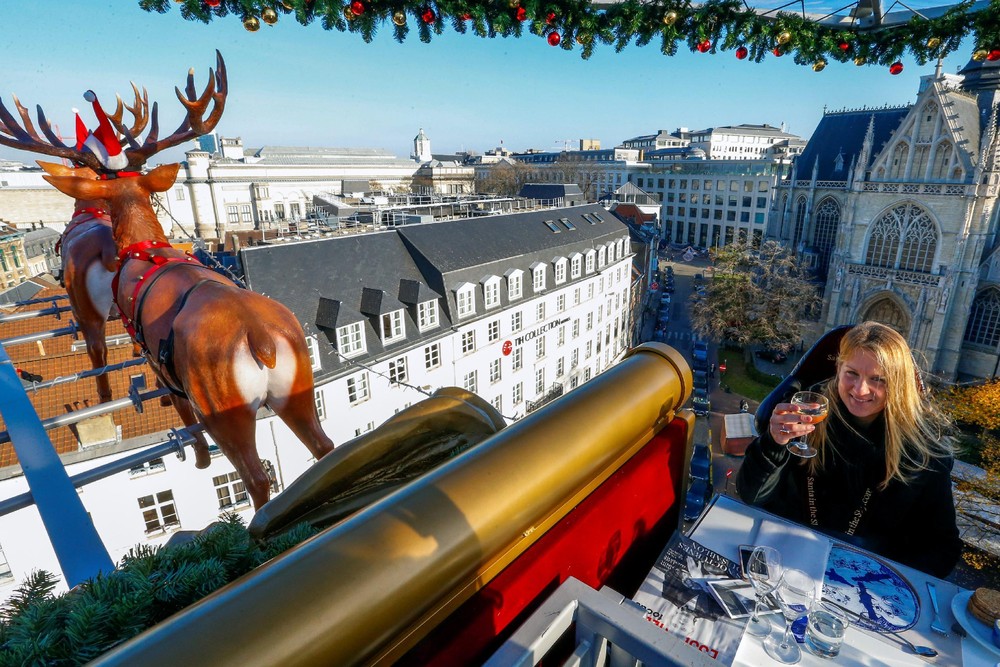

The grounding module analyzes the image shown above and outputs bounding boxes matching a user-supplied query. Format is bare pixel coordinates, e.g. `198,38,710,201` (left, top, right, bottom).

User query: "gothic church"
771,58,1000,381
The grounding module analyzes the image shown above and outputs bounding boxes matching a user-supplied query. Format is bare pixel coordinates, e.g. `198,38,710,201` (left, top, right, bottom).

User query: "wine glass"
786,391,829,459
745,545,782,638
763,568,815,664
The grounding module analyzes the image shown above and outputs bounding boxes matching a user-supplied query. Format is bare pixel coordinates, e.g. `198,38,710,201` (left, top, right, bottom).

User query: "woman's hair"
810,321,954,488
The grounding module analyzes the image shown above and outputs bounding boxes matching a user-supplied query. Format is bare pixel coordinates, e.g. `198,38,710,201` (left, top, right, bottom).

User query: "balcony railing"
845,262,942,287
525,382,565,414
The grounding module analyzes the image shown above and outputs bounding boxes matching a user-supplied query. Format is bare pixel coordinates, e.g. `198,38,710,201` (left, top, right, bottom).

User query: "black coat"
735,404,961,578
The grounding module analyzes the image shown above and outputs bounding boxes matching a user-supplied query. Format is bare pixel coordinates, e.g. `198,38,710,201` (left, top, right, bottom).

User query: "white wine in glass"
786,391,829,459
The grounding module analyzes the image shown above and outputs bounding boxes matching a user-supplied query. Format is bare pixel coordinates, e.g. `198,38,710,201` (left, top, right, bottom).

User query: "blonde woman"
737,322,960,577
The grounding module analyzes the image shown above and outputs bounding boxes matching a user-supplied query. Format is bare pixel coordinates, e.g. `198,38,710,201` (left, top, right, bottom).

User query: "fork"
926,582,949,636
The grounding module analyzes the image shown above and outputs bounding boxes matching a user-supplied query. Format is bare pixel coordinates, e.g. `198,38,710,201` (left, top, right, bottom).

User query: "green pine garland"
138,0,1000,66
0,514,320,666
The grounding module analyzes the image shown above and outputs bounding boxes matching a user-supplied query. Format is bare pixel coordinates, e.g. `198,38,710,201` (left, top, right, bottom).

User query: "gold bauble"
508,0,519,8
344,5,354,19
854,55,866,66
243,16,261,31
576,33,592,45
662,10,678,26
813,59,826,72
926,37,941,49
776,31,791,45
392,10,406,25
262,7,279,24
973,49,989,62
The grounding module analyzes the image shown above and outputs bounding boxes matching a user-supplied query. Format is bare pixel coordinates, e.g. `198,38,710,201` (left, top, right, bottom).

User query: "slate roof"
241,204,625,377
794,108,910,181
518,183,585,201
942,88,982,165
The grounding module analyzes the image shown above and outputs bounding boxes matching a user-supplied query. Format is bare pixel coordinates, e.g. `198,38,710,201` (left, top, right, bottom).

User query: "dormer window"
456,283,476,318
585,250,596,273
381,309,405,343
483,275,501,309
337,322,366,358
507,270,523,300
598,246,607,268
554,258,567,285
570,253,582,278
306,335,322,371
532,263,546,292
417,299,439,331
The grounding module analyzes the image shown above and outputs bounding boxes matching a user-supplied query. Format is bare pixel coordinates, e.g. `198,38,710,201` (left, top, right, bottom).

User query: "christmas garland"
139,0,1000,69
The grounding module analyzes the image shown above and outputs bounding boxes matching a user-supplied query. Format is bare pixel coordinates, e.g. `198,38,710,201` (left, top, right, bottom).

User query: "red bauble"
889,61,903,75
205,0,221,6
350,0,364,16
838,40,850,52
460,12,471,20
548,31,561,46
546,11,556,24
988,49,1000,61
772,46,783,57
516,6,526,21
735,45,748,60
696,39,711,53
421,7,435,22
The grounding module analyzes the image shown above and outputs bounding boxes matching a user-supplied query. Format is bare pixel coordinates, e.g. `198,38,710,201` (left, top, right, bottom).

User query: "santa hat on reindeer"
73,90,128,172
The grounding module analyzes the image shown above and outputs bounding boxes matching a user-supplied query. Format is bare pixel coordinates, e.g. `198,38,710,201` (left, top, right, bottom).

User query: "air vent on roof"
543,220,560,233
559,217,576,231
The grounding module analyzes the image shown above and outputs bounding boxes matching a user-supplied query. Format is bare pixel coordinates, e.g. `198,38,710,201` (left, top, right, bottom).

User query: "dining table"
631,494,1000,667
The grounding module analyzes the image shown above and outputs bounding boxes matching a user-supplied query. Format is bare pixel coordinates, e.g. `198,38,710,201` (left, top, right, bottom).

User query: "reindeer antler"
0,50,227,173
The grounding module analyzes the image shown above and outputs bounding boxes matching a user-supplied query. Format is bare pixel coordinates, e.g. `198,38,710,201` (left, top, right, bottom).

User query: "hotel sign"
510,317,571,346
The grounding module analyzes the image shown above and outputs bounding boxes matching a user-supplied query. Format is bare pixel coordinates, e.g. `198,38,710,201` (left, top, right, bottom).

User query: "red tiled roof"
0,286,185,469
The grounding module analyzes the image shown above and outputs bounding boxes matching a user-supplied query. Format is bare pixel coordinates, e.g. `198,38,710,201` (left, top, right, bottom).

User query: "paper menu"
751,519,831,596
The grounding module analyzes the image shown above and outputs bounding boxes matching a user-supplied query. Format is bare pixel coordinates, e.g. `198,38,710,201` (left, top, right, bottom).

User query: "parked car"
693,370,709,390
693,340,709,364
692,387,711,416
660,294,671,305
695,273,704,282
689,442,712,483
682,478,710,522
755,348,788,363
663,283,675,294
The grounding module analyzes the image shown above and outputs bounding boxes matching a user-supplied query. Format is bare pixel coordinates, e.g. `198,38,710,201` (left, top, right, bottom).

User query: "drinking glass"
786,391,829,459
804,600,850,659
763,568,815,664
745,545,782,638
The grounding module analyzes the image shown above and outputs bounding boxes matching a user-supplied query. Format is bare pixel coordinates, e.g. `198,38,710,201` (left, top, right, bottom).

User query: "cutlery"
926,582,949,636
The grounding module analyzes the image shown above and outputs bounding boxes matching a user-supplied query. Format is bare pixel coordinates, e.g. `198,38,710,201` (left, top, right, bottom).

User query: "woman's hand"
769,402,816,445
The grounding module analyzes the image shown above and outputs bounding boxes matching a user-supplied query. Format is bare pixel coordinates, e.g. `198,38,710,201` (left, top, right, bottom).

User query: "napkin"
751,519,831,597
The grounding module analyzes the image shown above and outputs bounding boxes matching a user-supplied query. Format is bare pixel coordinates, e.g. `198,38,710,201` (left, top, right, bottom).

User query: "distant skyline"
0,1,978,166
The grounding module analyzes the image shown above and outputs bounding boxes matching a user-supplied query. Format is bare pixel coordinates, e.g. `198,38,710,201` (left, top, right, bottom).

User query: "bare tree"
690,240,820,352
554,153,600,201
476,160,531,197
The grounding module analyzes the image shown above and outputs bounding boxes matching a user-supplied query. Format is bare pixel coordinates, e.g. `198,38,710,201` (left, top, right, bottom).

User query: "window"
571,254,582,278
461,330,476,354
129,457,166,477
337,322,366,358
598,247,607,268
388,357,408,384
556,294,565,312
492,395,503,413
274,202,285,219
557,326,566,347
556,357,565,377
240,204,253,223
543,219,560,232
513,347,523,370
864,203,937,273
536,336,545,359
584,368,592,381
585,251,595,273
306,335,322,371
424,343,441,370
571,349,579,368
456,284,476,318
572,319,580,338
508,271,523,300
535,368,545,394
417,300,439,330
488,319,500,342
290,202,301,218
355,422,376,437
174,187,186,201
536,302,545,321
0,543,11,581
532,265,546,292
489,358,502,384
586,313,594,330
513,382,523,404
463,370,478,393
226,205,239,224
574,287,581,306
512,311,523,332
554,259,567,284
138,490,179,534
586,341,593,358
347,372,370,404
214,472,249,509
381,310,405,343
484,277,501,309
314,390,326,420
965,288,1000,347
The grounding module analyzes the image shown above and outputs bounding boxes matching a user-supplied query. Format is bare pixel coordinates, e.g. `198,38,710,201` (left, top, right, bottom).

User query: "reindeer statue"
0,52,334,508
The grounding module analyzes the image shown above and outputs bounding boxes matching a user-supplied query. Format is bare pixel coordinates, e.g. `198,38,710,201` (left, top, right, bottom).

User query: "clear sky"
0,1,977,165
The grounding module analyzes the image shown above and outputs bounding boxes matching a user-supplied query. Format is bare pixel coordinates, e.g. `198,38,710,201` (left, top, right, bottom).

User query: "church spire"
853,114,876,184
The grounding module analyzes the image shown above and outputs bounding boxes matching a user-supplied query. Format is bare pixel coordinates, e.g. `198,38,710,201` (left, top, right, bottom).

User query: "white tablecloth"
687,495,997,667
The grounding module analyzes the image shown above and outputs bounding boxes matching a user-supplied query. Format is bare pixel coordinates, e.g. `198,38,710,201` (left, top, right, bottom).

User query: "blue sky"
0,1,977,164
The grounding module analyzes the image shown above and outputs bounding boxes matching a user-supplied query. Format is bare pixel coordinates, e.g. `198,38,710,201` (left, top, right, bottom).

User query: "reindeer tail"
247,322,278,369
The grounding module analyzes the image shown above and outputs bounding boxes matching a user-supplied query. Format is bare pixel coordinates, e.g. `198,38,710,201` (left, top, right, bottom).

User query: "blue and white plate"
821,544,919,632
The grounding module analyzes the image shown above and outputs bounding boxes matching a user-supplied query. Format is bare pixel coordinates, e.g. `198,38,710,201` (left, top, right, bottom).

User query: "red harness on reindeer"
112,239,215,396
55,207,111,258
